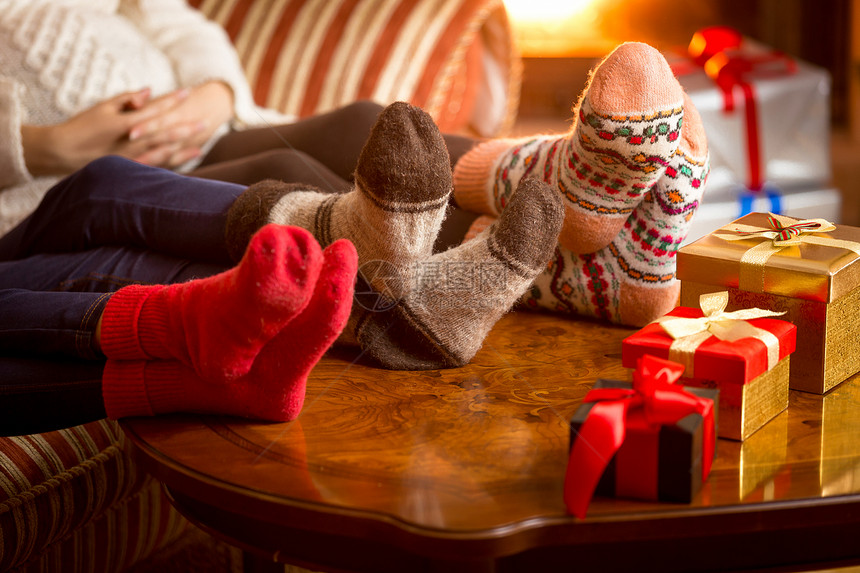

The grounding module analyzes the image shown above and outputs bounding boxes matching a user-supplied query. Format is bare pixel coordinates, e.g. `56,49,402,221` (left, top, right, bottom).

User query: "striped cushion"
0,419,190,572
190,0,521,136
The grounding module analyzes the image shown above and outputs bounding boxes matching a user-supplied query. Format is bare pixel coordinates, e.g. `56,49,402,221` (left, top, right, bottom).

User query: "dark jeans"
0,156,244,434
0,117,478,434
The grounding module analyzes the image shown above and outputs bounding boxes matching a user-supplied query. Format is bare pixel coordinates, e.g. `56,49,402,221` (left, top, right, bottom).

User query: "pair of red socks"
99,224,357,422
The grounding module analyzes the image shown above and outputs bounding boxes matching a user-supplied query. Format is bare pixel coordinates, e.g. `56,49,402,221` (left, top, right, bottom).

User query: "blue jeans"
0,157,245,434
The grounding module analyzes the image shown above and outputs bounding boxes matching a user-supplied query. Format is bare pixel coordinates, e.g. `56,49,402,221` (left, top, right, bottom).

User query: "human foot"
353,177,564,369
102,239,358,421
100,224,323,381
453,42,684,255
522,93,709,326
225,101,452,294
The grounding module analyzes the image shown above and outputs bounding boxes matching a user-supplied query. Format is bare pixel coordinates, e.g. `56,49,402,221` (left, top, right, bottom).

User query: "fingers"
115,85,228,168
125,88,152,111
112,88,152,112
122,116,208,168
127,88,192,139
133,119,208,147
132,142,202,169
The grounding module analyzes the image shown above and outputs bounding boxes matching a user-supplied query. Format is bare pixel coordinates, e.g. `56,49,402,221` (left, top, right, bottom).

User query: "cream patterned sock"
453,42,685,255
520,92,709,326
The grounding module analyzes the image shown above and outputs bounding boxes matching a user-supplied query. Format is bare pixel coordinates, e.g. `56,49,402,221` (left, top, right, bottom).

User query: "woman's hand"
22,88,200,175
128,81,235,167
21,82,234,176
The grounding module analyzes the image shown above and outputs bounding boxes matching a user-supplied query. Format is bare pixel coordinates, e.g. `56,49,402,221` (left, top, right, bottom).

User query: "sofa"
0,0,520,570
189,0,521,137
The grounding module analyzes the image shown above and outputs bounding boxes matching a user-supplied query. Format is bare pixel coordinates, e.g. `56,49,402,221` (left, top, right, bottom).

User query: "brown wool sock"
225,101,452,292
352,177,564,370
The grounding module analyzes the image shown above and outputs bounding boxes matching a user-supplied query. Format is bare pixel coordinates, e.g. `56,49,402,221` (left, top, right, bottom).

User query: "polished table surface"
121,311,860,572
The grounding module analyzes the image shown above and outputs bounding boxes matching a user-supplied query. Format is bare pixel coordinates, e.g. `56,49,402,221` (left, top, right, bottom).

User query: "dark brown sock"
225,102,452,275
353,177,564,370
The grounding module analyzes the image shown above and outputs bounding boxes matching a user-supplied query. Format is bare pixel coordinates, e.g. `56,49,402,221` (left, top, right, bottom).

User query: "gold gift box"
682,356,790,441
678,213,860,394
718,409,789,500
792,374,860,496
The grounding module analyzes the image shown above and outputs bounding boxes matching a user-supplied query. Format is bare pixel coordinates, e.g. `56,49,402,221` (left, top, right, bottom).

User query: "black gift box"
569,379,719,503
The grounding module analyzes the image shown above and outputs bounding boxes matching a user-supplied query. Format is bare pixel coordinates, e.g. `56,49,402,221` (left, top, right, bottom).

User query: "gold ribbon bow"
714,213,860,293
656,291,785,377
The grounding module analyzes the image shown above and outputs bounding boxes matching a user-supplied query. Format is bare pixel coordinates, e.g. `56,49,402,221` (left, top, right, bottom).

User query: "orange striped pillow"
0,419,190,571
190,0,520,135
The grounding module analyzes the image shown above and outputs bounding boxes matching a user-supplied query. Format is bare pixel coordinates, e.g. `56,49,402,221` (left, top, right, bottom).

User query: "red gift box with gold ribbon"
565,355,718,518
621,291,796,440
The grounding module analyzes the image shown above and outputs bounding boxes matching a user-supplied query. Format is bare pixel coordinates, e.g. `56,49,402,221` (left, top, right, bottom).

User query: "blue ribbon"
738,186,783,217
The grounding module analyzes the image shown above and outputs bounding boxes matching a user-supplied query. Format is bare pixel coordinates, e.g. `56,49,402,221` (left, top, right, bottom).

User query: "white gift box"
666,31,839,245
668,38,832,194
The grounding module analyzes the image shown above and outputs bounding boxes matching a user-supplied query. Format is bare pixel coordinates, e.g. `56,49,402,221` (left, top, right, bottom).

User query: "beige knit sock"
352,177,564,370
226,102,452,292
227,104,565,370
453,42,684,255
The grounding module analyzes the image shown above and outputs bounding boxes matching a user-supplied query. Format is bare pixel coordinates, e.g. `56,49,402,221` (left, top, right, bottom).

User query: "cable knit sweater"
0,0,294,236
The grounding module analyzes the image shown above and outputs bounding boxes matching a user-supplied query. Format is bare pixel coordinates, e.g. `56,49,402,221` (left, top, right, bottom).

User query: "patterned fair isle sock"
453,42,684,255
100,224,323,382
225,101,451,292
352,177,564,370
521,93,709,326
103,239,358,421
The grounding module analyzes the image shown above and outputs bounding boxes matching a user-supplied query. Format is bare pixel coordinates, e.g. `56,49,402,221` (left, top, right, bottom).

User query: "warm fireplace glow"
502,0,722,58
502,0,617,57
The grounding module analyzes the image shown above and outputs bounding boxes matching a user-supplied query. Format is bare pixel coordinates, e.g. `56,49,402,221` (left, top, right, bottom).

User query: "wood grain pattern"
122,311,860,571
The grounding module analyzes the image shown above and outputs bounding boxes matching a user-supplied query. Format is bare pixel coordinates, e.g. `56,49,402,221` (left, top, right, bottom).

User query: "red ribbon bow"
734,213,825,242
564,355,716,518
675,26,797,191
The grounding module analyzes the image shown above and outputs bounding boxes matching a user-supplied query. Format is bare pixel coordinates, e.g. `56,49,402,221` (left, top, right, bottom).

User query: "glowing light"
503,0,594,23
502,0,615,57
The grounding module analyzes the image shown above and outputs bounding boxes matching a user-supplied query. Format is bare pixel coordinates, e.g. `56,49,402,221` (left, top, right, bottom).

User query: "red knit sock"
102,239,358,421
240,238,357,420
100,224,323,382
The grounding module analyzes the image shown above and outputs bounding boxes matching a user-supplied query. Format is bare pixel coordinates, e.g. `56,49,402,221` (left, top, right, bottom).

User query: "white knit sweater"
0,0,293,236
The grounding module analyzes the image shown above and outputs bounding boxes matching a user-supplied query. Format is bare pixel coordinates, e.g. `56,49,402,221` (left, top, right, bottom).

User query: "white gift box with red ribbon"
666,28,838,243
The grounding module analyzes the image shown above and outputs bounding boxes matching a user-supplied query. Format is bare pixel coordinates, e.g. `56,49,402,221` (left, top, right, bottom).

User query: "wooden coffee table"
121,311,860,573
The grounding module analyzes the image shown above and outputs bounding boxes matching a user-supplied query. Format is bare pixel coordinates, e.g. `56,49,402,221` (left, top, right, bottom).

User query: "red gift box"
565,355,717,518
621,292,797,440
621,307,795,383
